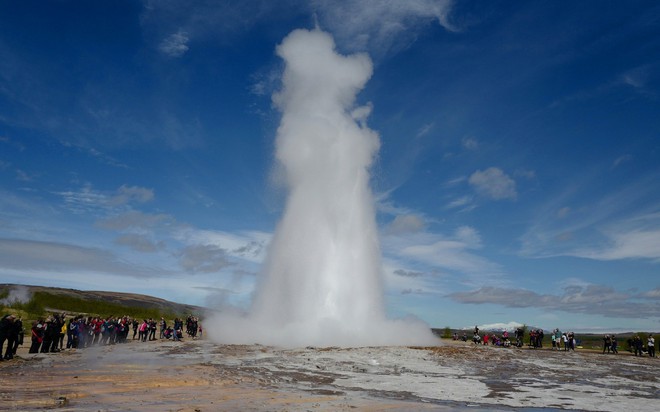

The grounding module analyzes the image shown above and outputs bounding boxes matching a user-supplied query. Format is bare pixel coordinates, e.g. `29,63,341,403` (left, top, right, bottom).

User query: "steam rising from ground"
0,285,31,305
208,29,435,347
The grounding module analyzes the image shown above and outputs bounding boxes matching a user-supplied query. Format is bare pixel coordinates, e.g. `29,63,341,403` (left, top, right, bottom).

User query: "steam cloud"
207,29,435,347
0,285,31,305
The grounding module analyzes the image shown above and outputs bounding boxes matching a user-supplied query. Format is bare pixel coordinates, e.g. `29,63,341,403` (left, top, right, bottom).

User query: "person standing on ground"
49,314,63,352
139,319,148,342
603,335,611,354
40,317,54,353
553,329,561,350
29,321,43,353
59,319,67,350
132,318,138,340
647,335,655,357
0,314,16,360
159,318,166,339
632,336,642,356
4,315,19,359
149,319,157,341
11,317,24,356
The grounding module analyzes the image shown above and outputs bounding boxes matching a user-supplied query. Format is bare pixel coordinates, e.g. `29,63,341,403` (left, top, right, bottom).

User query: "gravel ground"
1,338,657,411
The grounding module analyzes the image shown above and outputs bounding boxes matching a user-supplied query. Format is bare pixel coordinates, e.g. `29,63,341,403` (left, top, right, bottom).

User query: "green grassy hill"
1,283,205,322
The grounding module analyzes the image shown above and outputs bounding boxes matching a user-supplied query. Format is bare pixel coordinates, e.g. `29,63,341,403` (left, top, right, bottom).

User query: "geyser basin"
208,28,435,347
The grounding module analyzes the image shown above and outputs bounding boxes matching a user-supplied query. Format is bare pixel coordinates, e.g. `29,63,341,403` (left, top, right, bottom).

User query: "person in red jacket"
29,321,43,353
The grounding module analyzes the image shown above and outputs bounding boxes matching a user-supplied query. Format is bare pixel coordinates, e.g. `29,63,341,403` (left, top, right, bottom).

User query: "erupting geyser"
208,29,435,347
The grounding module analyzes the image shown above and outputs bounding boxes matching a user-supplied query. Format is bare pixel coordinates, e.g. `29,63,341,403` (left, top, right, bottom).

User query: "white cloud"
97,210,174,231
375,190,414,215
573,228,660,261
449,283,660,319
109,185,154,205
442,176,467,189
0,237,166,277
621,65,650,89
313,0,456,57
384,227,499,280
386,214,426,235
417,122,434,137
158,30,190,57
462,136,479,150
381,259,442,296
556,206,571,219
642,288,660,299
57,184,155,214
469,167,517,200
15,169,32,182
175,228,271,264
445,195,473,210
514,169,536,180
454,226,481,248
115,233,165,253
402,240,486,273
144,1,457,60
612,154,632,168
179,244,232,273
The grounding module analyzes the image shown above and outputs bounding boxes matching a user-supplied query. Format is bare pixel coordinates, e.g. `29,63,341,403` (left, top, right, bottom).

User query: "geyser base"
206,311,438,348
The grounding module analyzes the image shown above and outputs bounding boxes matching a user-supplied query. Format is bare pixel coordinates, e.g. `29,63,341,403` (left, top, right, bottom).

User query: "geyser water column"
209,29,435,347
255,27,384,343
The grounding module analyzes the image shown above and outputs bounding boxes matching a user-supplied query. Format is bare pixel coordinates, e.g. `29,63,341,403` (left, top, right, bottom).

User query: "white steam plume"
207,28,435,347
0,285,31,305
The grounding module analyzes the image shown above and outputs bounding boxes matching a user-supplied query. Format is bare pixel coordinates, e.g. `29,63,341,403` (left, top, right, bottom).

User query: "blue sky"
1,0,659,333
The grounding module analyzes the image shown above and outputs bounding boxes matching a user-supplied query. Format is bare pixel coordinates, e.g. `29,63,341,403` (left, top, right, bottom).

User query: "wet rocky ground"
1,338,657,411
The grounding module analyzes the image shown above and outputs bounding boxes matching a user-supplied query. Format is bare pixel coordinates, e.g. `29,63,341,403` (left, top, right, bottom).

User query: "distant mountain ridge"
1,283,205,317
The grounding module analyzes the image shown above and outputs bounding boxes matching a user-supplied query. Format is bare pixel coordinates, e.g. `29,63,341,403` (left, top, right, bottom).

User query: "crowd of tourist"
550,329,577,351
0,312,202,360
451,324,657,358
625,335,655,357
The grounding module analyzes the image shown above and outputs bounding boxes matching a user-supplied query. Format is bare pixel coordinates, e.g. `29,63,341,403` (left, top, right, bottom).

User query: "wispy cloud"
314,0,457,57
175,228,271,264
642,288,660,299
97,210,174,231
445,195,475,212
393,268,424,278
57,185,114,215
571,227,660,261
469,167,517,200
462,136,479,150
57,184,154,215
15,169,33,182
385,214,426,235
158,30,190,57
115,233,165,253
179,244,232,273
0,237,166,278
612,154,632,168
110,185,154,205
620,64,658,96
519,172,660,261
381,259,443,296
382,226,501,285
417,122,434,137
449,283,660,319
